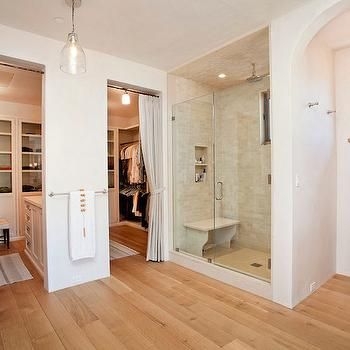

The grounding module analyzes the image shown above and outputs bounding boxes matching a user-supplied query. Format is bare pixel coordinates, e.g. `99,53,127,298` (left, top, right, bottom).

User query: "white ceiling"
0,0,311,71
172,27,269,89
0,65,42,105
316,11,350,50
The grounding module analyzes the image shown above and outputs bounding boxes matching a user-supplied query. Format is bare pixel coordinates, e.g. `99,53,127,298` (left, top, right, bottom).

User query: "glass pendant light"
60,0,86,74
122,90,131,105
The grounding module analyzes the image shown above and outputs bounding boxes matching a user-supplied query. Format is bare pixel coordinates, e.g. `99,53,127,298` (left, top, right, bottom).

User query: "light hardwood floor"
1,241,350,349
110,224,148,257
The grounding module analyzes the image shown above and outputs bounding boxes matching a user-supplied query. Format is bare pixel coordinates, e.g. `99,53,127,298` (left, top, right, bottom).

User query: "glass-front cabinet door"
0,120,13,193
0,118,16,235
21,122,42,192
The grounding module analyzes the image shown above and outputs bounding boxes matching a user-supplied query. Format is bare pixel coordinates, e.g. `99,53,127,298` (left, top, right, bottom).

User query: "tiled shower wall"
215,78,271,253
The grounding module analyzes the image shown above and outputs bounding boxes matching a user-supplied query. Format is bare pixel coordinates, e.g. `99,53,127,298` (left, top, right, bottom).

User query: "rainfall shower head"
246,63,269,83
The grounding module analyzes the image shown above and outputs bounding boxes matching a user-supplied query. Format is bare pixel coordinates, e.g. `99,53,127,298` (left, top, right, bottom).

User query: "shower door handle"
216,181,223,200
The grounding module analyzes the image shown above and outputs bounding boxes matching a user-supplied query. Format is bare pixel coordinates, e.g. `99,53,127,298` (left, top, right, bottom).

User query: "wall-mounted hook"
308,102,319,108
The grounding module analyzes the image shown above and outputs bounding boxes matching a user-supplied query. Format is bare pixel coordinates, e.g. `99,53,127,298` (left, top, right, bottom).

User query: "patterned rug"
109,240,139,260
0,253,33,286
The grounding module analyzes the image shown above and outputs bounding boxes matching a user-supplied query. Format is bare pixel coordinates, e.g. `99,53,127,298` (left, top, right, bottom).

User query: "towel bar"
48,189,108,197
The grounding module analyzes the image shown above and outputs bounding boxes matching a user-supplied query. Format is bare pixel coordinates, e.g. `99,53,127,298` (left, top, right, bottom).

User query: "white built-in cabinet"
24,198,43,276
0,117,16,235
0,117,42,238
108,128,119,225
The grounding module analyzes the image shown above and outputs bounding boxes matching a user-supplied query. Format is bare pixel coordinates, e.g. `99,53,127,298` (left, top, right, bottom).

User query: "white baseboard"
24,249,44,278
169,250,272,300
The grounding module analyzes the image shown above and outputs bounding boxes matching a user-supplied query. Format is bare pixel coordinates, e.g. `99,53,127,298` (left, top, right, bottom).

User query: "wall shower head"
246,63,269,83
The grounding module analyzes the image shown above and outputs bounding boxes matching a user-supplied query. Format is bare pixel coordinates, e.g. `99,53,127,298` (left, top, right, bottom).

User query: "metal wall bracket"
308,102,319,108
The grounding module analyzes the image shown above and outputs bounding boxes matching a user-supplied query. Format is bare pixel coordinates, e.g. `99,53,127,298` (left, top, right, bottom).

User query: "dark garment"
138,193,149,229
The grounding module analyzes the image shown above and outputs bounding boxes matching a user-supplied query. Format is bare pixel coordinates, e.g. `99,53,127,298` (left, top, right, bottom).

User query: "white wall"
0,101,41,120
270,0,349,307
335,47,350,276
292,36,337,305
0,24,167,292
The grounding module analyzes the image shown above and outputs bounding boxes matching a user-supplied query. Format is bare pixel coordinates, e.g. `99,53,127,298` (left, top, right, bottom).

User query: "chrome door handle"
216,181,223,200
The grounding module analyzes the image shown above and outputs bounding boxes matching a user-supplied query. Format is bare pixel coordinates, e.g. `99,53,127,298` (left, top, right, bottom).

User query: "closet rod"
107,84,159,98
120,141,139,146
0,62,44,74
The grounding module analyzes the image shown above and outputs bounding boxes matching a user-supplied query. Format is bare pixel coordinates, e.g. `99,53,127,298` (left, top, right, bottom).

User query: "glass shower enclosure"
172,79,271,282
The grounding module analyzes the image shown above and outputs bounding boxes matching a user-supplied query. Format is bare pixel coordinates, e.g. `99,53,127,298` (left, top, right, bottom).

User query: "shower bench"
183,217,240,257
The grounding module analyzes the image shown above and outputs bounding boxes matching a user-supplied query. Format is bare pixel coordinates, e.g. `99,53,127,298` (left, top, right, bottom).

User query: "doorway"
0,57,45,282
107,82,151,259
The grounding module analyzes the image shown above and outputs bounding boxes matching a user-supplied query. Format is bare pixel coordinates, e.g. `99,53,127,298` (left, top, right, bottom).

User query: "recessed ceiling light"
218,73,226,79
54,17,64,24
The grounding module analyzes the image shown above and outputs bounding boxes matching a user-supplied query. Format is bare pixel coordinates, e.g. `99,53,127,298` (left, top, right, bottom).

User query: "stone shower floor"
204,246,271,282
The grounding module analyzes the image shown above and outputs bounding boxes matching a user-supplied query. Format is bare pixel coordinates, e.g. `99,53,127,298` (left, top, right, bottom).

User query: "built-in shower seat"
183,217,240,257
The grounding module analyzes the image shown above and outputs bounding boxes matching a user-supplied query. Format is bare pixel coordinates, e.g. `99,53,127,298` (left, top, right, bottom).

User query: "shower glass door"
172,94,215,259
212,80,272,282
172,83,271,282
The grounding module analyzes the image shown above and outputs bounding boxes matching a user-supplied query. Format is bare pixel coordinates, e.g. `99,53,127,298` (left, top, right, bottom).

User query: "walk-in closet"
107,83,150,257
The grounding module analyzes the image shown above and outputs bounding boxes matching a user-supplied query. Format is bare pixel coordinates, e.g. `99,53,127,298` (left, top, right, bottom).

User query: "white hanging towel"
69,190,96,261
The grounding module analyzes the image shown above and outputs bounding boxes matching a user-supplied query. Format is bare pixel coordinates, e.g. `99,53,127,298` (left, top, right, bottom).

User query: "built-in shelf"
194,145,208,183
21,122,42,193
108,129,116,189
0,120,13,193
22,134,41,138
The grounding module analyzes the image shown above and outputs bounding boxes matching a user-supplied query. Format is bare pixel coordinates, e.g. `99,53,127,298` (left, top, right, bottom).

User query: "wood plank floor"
109,224,148,257
1,241,350,349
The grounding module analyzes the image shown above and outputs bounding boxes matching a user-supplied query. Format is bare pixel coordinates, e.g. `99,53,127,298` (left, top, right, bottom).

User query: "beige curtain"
139,95,165,261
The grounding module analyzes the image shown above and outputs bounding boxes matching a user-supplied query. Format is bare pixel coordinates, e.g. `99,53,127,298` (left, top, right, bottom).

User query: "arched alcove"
270,0,350,308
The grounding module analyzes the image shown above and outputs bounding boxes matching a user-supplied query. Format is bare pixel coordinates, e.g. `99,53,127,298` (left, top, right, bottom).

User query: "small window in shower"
260,90,271,145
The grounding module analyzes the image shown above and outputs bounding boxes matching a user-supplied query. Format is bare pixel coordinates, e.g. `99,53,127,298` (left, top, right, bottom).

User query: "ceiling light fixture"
60,0,86,75
122,90,131,105
218,73,226,79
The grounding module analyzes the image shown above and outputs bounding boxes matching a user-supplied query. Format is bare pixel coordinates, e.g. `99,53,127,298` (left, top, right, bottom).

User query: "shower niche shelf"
194,145,208,183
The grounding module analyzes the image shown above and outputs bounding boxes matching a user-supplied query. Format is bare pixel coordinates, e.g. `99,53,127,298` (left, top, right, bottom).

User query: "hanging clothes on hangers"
119,140,149,227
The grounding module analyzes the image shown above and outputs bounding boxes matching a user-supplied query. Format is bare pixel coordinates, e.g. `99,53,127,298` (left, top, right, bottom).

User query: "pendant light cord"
72,0,75,33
